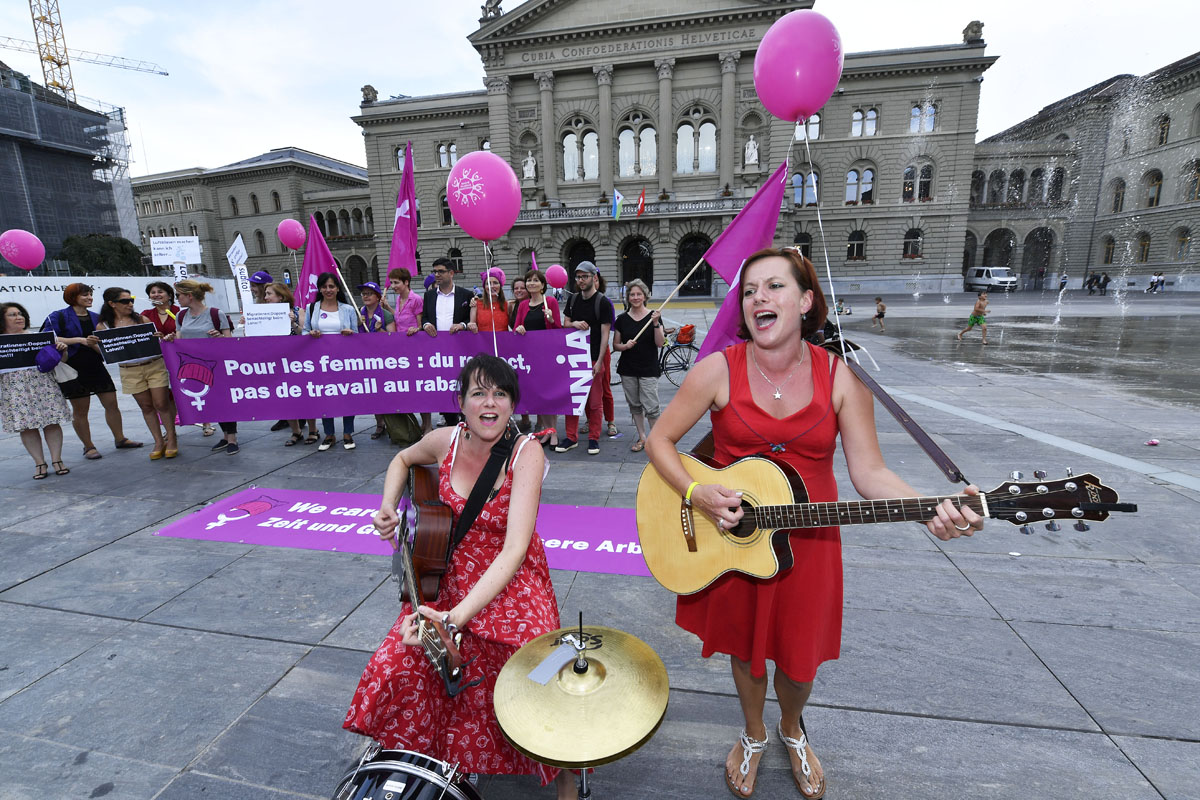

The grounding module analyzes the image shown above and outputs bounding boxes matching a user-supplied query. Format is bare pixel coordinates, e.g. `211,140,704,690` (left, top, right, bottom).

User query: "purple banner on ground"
155,488,649,578
162,329,592,423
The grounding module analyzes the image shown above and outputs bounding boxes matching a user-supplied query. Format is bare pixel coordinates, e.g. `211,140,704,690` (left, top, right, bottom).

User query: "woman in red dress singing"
344,354,575,799
646,249,984,799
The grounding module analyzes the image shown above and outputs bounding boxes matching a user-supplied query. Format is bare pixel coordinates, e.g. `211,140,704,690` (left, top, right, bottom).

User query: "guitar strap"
450,423,519,550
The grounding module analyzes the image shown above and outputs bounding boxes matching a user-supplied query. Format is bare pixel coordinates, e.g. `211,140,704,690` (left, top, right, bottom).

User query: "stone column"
719,51,740,190
534,71,557,202
594,64,614,199
654,58,675,196
484,75,511,162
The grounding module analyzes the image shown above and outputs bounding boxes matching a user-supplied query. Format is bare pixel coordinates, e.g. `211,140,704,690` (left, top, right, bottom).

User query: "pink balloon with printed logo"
446,151,521,242
277,219,306,250
0,229,46,271
753,10,843,123
545,264,568,289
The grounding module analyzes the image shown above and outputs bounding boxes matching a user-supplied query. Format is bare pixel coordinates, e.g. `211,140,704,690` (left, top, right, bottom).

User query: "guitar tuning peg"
1019,525,1035,535
1073,521,1091,532
1033,470,1047,480
1009,471,1024,481
1065,467,1074,477
1045,521,1062,532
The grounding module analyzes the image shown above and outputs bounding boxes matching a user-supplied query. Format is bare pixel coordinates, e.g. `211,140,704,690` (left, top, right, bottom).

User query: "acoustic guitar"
393,464,481,697
636,453,1136,595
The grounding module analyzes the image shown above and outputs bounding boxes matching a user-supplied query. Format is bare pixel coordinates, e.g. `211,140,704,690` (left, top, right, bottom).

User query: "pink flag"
296,215,337,309
696,161,789,361
388,141,419,278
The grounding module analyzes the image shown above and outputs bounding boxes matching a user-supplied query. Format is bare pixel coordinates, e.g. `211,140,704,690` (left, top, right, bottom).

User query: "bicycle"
611,323,700,388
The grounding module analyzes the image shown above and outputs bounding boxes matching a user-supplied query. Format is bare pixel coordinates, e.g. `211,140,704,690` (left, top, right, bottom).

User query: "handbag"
51,361,79,383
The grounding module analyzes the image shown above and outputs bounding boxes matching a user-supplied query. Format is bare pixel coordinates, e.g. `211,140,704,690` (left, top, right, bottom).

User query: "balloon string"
483,242,499,358
799,123,849,364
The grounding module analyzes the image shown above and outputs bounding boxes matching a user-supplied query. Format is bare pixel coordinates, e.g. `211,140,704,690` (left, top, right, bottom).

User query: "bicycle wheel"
662,344,699,387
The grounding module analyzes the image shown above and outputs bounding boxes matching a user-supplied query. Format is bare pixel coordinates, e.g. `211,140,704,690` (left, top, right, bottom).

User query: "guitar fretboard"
752,495,986,529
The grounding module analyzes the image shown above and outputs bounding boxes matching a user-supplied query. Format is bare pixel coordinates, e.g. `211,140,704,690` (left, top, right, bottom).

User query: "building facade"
354,0,995,296
131,148,374,282
966,52,1200,291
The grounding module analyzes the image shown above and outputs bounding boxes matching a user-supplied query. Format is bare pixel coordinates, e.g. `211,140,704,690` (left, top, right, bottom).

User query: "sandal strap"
737,729,769,777
776,722,812,778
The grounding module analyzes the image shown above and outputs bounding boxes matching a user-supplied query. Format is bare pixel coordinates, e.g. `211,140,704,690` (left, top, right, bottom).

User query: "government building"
129,0,1198,294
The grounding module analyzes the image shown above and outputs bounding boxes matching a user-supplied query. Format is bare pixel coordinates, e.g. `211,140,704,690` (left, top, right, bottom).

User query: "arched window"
618,128,636,177
1144,170,1163,208
986,170,1006,205
448,248,464,271
910,106,921,133
861,169,875,204
970,171,986,205
272,191,281,212
678,234,713,296
315,215,326,236
1136,233,1151,263
562,132,580,180
922,104,936,132
793,169,819,206
1101,236,1115,265
845,170,860,204
565,239,595,270
792,232,812,260
864,108,878,136
582,131,599,179
804,113,820,140
1028,169,1045,203
903,166,917,202
448,144,457,166
1007,170,1025,204
847,230,867,261
640,127,657,176
1183,161,1200,203
169,225,178,236
1156,115,1170,147
438,144,449,168
255,230,267,255
1047,168,1065,204
902,228,923,259
396,147,405,171
159,227,166,237
676,123,695,174
919,165,934,201
1175,229,1192,261
251,194,260,214
851,109,878,138
189,223,198,237
229,196,239,216
440,194,451,226
698,122,717,173
1111,179,1126,213
851,109,864,137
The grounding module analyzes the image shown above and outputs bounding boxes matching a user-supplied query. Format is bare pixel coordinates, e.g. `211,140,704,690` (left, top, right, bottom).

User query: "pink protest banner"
155,487,649,578
163,329,593,423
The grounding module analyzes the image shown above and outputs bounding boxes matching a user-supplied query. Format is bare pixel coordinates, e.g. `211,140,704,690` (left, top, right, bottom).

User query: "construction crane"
1,0,168,104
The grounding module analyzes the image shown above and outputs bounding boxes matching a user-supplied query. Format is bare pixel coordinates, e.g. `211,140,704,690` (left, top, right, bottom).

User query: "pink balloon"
0,229,46,271
446,151,521,242
277,219,306,250
545,264,568,289
753,10,844,123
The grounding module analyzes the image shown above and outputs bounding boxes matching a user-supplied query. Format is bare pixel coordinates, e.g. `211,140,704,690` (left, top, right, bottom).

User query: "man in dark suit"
420,257,474,425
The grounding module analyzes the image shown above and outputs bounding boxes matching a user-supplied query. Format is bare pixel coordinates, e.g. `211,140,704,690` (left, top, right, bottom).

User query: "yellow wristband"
683,481,700,507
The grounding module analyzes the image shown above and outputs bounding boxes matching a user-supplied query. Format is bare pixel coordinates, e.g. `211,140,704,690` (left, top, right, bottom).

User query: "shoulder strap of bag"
450,424,519,549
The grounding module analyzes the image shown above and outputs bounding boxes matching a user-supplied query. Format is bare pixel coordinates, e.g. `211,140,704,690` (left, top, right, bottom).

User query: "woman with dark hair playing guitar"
645,248,985,799
344,354,576,800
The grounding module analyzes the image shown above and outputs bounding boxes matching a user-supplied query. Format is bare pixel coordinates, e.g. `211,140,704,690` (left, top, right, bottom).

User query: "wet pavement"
1,290,1198,799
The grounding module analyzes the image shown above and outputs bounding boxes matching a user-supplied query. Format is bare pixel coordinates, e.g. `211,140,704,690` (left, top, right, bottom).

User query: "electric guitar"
636,453,1136,595
393,465,482,697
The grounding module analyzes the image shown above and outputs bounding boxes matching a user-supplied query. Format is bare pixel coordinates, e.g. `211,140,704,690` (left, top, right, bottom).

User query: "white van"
964,266,1018,292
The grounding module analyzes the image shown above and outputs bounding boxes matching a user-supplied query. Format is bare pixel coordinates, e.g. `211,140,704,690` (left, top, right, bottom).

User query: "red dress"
676,341,842,682
344,427,561,784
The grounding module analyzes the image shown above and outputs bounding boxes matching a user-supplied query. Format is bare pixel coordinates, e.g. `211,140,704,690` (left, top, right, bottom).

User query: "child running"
871,297,886,331
957,291,989,345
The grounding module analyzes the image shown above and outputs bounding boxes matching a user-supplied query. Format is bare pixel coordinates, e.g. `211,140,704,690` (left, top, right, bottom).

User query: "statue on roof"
361,85,378,104
963,21,984,44
481,0,502,19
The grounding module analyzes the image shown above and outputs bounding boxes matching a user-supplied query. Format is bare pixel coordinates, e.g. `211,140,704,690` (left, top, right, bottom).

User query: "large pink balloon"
0,229,45,271
753,10,844,123
277,219,306,250
446,151,521,242
545,264,568,289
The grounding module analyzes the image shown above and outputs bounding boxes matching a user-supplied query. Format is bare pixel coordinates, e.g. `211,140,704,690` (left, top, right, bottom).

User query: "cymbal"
494,625,669,769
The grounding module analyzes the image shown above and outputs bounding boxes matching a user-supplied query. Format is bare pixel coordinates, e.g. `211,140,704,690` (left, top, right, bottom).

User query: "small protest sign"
232,263,252,309
172,262,189,282
95,323,162,365
0,332,55,373
243,303,291,337
226,235,248,272
150,236,201,266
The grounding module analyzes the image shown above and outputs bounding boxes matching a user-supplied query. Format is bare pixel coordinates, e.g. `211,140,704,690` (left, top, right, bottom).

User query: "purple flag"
388,141,419,277
696,161,789,361
295,215,336,309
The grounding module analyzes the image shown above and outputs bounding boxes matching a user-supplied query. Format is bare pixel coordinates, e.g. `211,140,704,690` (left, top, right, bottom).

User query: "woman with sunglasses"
96,287,178,459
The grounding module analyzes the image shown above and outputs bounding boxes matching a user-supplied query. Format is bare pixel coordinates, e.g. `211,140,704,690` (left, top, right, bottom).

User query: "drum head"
332,748,482,800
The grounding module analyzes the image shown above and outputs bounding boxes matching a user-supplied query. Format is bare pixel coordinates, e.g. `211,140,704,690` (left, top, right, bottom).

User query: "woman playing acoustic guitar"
344,354,576,800
645,248,984,799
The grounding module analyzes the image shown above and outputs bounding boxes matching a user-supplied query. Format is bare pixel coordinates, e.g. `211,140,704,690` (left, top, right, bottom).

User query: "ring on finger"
953,522,971,531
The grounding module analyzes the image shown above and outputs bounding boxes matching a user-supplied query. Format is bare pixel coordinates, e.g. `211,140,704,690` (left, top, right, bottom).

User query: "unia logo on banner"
177,353,217,411
559,329,593,416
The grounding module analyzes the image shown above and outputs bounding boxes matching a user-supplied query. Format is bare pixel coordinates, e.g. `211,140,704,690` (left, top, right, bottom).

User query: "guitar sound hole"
726,501,757,539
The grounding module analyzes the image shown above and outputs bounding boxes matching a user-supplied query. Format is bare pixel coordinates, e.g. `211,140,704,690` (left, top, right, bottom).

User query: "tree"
59,234,145,276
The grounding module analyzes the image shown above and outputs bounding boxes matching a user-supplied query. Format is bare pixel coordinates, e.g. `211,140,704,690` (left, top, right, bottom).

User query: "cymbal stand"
558,613,594,799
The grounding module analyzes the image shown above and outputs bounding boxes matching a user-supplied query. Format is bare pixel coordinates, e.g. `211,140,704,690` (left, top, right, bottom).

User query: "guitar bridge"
679,504,698,552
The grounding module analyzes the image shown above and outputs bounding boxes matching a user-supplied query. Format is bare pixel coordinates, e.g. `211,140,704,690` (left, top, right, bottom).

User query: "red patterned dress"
676,341,843,682
344,427,561,785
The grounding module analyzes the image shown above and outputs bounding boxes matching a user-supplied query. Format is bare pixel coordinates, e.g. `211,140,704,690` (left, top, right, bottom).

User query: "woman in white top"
168,280,238,454
302,272,358,451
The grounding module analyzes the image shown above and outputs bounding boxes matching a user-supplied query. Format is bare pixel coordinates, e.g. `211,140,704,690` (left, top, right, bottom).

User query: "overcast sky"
0,0,1191,177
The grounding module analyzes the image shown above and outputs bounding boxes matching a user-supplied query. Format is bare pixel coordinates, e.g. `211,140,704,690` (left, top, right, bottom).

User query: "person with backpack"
170,279,239,453
556,261,615,455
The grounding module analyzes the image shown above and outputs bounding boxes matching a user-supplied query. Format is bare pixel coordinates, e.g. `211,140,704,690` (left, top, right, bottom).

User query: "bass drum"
332,746,483,800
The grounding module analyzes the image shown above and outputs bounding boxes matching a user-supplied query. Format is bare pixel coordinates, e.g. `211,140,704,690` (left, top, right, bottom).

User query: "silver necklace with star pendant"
750,344,806,400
